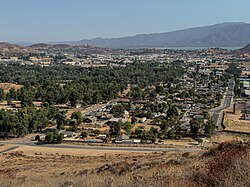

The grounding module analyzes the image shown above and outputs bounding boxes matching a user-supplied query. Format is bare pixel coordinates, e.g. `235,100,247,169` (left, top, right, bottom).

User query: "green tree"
129,86,143,100
190,118,202,137
19,88,35,107
204,118,215,137
166,105,178,119
131,114,137,125
45,130,64,144
70,111,83,125
0,110,18,137
47,106,59,120
123,122,132,134
155,84,163,94
160,118,181,139
28,108,49,133
134,127,158,143
45,132,54,143
0,88,5,101
57,132,64,143
110,104,124,118
7,88,17,100
68,88,80,107
109,121,122,138
81,131,88,138
16,108,29,137
55,111,67,130
148,127,158,143
35,135,40,141
92,91,102,104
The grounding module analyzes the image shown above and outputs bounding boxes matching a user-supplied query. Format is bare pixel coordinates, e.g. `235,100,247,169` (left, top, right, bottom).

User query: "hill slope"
0,42,33,55
0,141,249,187
236,44,250,55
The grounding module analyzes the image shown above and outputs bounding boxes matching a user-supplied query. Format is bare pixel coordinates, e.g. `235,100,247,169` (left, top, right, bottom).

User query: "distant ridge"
0,42,33,55
67,22,250,48
236,44,250,55
29,43,52,49
1,41,250,56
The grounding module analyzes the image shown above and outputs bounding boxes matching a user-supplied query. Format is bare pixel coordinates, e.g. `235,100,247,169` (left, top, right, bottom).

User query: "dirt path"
0,146,19,154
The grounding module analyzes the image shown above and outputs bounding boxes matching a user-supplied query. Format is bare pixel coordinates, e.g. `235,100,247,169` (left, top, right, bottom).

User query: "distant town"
0,42,249,147
1,0,250,185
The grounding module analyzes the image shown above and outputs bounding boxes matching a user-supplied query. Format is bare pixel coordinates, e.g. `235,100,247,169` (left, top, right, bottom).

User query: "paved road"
81,103,108,115
0,131,203,153
0,141,203,153
209,79,235,128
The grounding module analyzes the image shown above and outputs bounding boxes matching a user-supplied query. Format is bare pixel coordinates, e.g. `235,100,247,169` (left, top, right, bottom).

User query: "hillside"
28,43,52,50
0,43,112,56
236,44,250,55
73,22,250,48
0,42,33,55
0,141,249,187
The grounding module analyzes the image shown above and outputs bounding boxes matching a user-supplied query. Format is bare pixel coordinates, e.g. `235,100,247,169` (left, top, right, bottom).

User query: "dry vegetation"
194,141,250,187
0,83,23,93
0,141,249,187
224,118,250,132
224,103,250,133
0,42,33,55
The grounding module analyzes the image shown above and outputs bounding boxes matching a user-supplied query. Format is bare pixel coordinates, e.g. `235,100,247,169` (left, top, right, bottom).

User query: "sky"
0,0,250,43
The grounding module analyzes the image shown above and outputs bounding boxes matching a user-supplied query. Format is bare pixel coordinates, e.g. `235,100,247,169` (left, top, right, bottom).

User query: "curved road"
209,79,235,128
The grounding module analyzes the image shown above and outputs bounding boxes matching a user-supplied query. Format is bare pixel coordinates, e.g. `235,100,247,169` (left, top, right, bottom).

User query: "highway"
209,79,235,128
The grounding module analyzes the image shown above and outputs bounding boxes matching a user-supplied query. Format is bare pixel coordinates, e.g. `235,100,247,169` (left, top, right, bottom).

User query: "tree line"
0,62,183,138
0,63,184,106
0,105,67,138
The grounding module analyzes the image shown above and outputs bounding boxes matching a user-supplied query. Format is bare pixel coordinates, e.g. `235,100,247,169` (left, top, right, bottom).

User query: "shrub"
45,130,64,144
194,141,250,187
35,135,40,141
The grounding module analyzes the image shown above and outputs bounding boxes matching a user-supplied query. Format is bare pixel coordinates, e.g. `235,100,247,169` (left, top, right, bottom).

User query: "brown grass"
224,103,250,133
0,141,249,187
194,141,250,187
0,83,23,93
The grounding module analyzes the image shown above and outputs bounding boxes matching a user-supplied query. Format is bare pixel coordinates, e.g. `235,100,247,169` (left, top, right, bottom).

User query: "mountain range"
2,22,250,54
65,22,250,48
6,22,250,48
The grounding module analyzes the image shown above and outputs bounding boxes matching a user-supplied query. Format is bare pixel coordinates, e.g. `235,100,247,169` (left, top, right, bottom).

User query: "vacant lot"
224,103,250,133
0,83,23,92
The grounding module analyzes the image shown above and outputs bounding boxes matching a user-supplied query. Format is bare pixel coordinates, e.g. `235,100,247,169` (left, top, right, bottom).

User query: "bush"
195,137,203,144
81,131,88,138
45,130,64,144
194,141,250,187
35,135,40,141
45,132,54,143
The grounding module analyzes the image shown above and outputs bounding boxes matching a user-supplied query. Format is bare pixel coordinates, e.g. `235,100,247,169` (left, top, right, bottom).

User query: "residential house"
115,134,131,143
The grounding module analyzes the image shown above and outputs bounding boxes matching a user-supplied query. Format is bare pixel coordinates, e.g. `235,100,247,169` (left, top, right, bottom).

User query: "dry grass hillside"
0,141,249,187
0,42,33,55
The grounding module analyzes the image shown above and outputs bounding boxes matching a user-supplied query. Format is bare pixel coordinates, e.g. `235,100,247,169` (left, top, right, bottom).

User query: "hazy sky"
0,0,250,42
